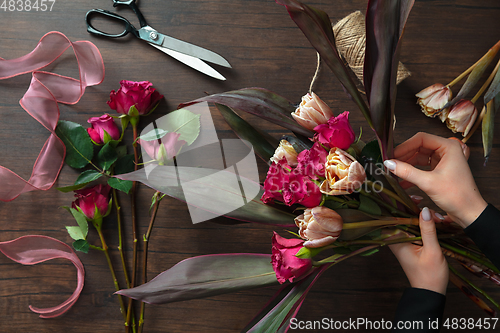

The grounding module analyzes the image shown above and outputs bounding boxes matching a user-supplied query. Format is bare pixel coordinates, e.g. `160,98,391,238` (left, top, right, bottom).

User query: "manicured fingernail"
383,160,396,171
435,212,445,220
422,207,431,221
410,195,424,201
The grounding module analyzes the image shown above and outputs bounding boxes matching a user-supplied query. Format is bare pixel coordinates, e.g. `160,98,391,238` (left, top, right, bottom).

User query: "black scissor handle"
112,0,148,28
85,8,138,38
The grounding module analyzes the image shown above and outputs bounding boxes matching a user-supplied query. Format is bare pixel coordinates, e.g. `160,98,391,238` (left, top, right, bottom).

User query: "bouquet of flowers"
109,0,500,331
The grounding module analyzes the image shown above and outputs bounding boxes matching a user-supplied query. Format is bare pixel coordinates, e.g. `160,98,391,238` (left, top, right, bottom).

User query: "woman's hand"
389,207,449,295
384,132,487,228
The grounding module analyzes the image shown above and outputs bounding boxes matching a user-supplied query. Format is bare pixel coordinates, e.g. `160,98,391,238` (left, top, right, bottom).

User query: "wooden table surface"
1,0,500,332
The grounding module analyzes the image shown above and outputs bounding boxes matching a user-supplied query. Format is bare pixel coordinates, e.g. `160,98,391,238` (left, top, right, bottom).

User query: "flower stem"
449,265,500,310
138,191,162,333
342,217,419,229
95,225,127,323
113,188,131,288
365,180,413,210
126,124,140,333
359,189,413,217
471,58,500,104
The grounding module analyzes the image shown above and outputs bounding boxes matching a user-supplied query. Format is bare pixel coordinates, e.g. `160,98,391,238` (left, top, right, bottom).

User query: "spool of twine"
332,11,411,85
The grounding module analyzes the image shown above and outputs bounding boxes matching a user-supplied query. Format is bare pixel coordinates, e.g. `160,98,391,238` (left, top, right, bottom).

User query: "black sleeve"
464,203,500,270
392,288,446,332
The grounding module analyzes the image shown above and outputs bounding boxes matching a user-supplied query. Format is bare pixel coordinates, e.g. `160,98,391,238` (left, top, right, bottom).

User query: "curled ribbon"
0,235,84,318
0,31,105,201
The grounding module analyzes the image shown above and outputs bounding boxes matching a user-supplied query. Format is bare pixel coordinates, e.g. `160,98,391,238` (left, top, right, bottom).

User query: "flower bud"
295,206,343,248
292,92,334,130
270,140,298,166
72,184,112,223
87,114,120,145
138,132,186,165
320,148,366,195
445,100,478,137
271,232,312,284
416,83,452,118
107,80,163,118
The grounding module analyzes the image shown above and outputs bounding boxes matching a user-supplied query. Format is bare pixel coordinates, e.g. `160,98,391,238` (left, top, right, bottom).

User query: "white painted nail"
422,207,432,221
435,212,445,220
383,160,396,171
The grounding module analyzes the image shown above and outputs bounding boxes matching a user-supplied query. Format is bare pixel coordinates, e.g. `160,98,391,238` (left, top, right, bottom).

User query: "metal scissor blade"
157,33,231,68
149,42,226,81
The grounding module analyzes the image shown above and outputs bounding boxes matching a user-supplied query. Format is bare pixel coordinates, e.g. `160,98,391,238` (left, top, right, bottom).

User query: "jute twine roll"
332,11,411,85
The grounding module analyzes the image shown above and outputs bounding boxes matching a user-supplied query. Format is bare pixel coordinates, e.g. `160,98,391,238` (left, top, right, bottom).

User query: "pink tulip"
313,111,355,150
292,92,334,130
87,114,120,144
445,99,478,137
295,206,343,248
138,132,186,165
271,232,312,284
107,80,163,117
72,184,111,222
416,83,452,119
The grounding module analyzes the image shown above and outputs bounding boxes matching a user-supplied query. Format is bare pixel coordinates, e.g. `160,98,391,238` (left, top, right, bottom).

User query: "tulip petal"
0,235,84,318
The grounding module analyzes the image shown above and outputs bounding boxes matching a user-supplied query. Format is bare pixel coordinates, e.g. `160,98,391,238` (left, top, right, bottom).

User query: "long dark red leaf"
364,0,414,159
275,0,372,128
179,88,313,137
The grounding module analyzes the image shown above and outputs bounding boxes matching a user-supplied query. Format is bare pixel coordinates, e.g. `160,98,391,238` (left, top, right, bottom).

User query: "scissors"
85,0,231,80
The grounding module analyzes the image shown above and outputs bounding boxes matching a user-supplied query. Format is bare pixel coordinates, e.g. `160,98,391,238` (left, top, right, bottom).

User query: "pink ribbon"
0,235,84,318
0,31,104,201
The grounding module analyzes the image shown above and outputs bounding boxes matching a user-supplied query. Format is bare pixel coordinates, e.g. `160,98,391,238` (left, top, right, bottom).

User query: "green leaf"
66,226,86,241
274,0,371,131
74,169,103,186
179,88,314,137
360,139,382,165
108,177,133,194
155,108,201,145
482,99,496,164
295,246,323,259
72,239,89,254
215,103,278,162
115,145,128,158
96,143,118,171
359,248,380,257
116,254,278,304
364,0,415,159
55,120,94,169
114,154,135,175
56,183,88,193
63,207,89,237
358,194,382,215
138,128,169,142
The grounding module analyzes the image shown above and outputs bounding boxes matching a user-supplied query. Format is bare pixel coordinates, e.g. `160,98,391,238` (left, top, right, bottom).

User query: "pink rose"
271,232,312,284
138,132,186,165
87,114,120,144
261,158,321,208
107,80,163,117
72,184,111,221
313,111,355,150
296,142,328,180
